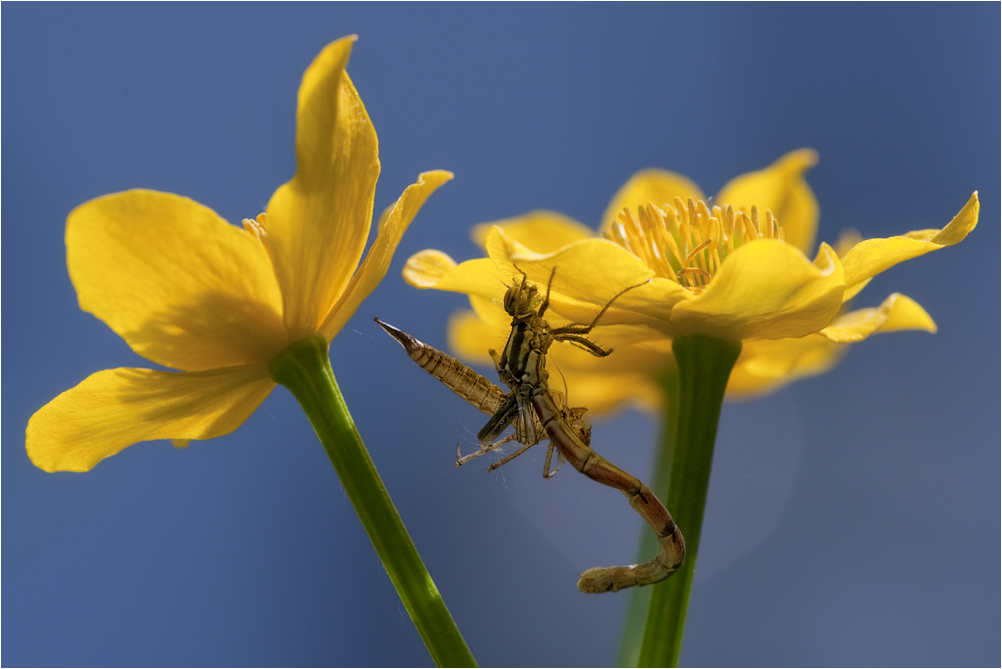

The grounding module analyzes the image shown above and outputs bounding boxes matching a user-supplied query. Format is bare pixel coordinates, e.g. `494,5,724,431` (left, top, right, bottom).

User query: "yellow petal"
841,192,979,299
670,241,845,341
819,293,936,343
468,294,510,327
497,231,690,330
266,36,381,340
320,171,453,340
471,211,594,253
726,335,844,397
404,253,511,301
27,365,275,472
402,249,458,287
550,370,662,414
67,190,287,371
448,309,507,366
552,335,674,378
717,149,820,254
840,277,873,302
497,228,654,295
552,278,692,335
547,337,671,413
600,169,705,231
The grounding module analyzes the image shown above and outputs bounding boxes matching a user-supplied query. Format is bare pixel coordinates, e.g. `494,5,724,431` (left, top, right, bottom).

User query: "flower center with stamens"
604,196,786,294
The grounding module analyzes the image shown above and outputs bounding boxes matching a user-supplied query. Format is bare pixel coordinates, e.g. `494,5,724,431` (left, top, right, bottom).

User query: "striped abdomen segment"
531,389,685,593
375,318,503,416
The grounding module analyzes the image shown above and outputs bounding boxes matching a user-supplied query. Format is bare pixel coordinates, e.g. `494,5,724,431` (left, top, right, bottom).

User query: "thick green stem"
636,334,740,667
616,365,679,667
269,335,477,668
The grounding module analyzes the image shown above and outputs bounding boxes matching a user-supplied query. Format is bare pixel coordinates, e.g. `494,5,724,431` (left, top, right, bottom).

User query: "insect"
378,269,684,592
374,317,585,477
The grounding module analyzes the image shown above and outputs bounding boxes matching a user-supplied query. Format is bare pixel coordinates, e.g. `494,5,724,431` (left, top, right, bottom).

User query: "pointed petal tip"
314,35,358,67
931,192,980,245
819,292,937,343
332,34,358,48
884,293,937,334
763,148,818,180
782,148,819,170
418,169,454,183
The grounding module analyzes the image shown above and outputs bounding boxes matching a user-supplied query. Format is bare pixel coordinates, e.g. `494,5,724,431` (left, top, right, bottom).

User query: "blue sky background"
3,4,998,667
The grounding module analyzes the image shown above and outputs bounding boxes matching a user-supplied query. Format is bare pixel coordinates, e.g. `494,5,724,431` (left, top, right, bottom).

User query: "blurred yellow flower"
404,150,977,412
27,36,451,472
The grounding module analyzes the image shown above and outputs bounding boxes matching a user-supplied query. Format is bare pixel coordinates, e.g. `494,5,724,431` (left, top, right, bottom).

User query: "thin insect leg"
486,440,535,472
555,333,612,357
456,433,518,467
536,266,558,320
552,362,571,413
542,441,560,478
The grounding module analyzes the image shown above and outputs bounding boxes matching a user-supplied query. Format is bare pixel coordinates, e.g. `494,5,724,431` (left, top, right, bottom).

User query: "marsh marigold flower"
403,150,977,412
28,36,452,472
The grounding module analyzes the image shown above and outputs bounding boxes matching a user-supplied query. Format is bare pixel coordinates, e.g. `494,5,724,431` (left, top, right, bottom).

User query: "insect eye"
503,286,518,314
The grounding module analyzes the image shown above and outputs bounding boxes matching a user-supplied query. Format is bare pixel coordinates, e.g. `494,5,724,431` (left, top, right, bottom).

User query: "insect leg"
485,440,535,472
542,441,561,478
476,393,520,447
456,434,518,467
549,279,651,337
554,333,613,357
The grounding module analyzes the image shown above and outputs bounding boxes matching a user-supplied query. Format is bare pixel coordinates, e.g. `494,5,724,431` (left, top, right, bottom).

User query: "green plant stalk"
269,334,477,668
616,364,679,667
635,334,741,667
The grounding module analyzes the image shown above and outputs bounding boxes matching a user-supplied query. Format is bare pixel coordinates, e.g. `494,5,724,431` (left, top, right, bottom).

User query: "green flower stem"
636,334,741,668
270,335,477,668
616,365,679,668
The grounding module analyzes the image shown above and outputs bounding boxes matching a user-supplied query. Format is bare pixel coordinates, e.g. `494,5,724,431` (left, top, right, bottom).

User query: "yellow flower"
27,36,452,472
403,150,976,412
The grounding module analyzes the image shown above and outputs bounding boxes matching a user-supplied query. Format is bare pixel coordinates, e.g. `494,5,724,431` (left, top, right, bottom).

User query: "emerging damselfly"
375,317,586,476
377,270,684,592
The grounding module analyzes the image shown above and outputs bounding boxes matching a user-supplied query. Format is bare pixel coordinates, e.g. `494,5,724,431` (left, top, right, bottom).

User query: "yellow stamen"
604,197,787,292
242,212,269,241
677,267,712,280
682,239,713,271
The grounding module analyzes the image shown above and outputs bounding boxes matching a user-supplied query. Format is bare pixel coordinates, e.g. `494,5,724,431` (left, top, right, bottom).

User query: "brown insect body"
377,269,684,592
492,271,685,592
